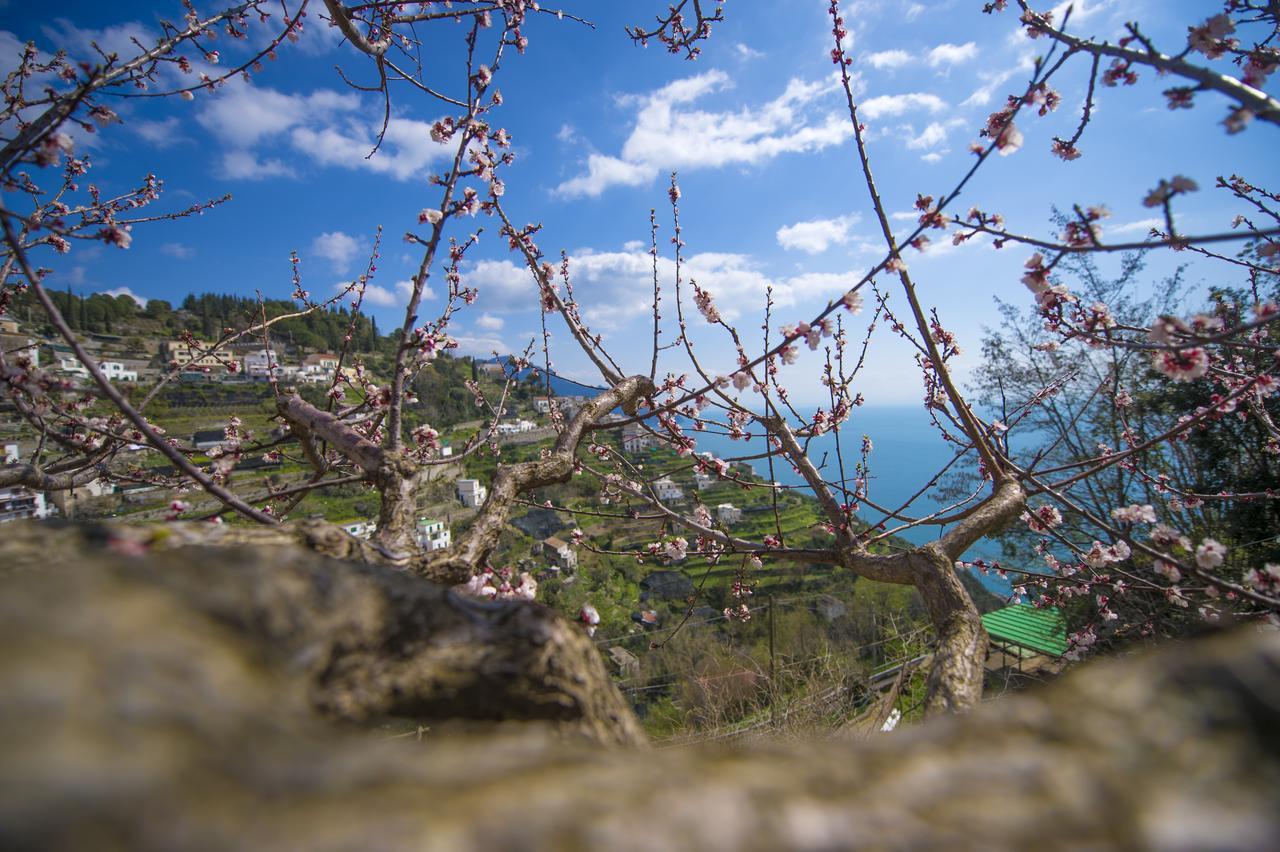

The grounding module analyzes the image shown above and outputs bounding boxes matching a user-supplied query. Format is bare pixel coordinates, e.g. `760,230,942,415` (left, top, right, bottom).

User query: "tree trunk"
912,543,989,714
371,451,422,559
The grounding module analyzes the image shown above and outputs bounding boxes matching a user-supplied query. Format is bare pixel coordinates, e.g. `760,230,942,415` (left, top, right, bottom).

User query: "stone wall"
1,521,1277,851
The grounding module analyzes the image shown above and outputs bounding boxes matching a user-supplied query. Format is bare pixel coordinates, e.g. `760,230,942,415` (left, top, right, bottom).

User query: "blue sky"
2,0,1276,404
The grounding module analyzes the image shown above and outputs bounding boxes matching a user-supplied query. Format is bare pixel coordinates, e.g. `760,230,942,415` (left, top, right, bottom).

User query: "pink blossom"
693,285,720,323
1224,107,1255,135
1150,524,1192,551
98,225,133,249
1153,347,1209,382
578,603,600,637
1021,505,1063,531
1195,538,1227,569
1243,564,1280,592
1187,14,1235,58
995,121,1022,155
1110,504,1157,524
1050,138,1081,161
1143,176,1198,208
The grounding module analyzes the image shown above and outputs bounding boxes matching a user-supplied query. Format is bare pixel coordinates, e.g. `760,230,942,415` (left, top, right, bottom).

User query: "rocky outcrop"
0,521,643,745
1,521,1278,851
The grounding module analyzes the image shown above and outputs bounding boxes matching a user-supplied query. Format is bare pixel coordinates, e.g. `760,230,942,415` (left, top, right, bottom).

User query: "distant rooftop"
982,605,1067,657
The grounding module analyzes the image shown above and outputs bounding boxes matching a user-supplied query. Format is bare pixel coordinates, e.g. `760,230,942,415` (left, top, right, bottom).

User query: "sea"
688,405,1017,597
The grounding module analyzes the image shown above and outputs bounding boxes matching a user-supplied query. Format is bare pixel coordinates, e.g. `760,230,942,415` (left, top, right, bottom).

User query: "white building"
532,396,551,414
243,349,280,379
341,519,377,539
622,423,658,454
98,361,137,382
56,356,90,379
654,477,684,502
417,517,451,550
165,340,224,371
456,478,487,508
46,477,115,518
1,444,49,524
495,419,537,435
543,536,577,571
304,353,339,371
0,318,39,368
693,472,713,491
716,503,743,525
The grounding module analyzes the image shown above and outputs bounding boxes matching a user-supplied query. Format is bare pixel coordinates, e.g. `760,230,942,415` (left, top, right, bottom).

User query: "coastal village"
0,303,759,586
0,301,762,555
1,300,1052,738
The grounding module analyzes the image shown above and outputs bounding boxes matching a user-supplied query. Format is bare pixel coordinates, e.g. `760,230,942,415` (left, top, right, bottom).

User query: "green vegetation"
440,427,965,740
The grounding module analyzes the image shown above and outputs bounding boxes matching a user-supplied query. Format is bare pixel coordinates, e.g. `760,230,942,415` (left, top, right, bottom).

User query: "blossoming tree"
1,0,1277,715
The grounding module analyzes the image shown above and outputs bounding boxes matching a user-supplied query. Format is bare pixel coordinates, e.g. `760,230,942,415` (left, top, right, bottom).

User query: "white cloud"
1108,218,1162,236
43,19,154,68
357,284,400,307
312,231,361,273
0,30,27,79
220,150,295,180
395,279,428,300
476,313,504,331
333,278,430,308
859,92,947,120
927,42,978,67
451,333,510,358
865,49,911,69
196,79,447,182
905,3,927,20
600,252,869,325
921,151,945,163
556,71,851,197
914,230,989,258
622,239,646,252
132,117,184,148
465,259,535,304
291,116,452,181
963,52,1039,107
905,118,965,150
734,43,764,60
51,265,88,287
776,214,860,254
1051,0,1113,26
159,242,192,259
101,286,147,307
556,155,653,198
293,15,345,55
196,82,359,147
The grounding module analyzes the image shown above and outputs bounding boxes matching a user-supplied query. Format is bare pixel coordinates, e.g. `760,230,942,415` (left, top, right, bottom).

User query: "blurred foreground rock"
1,521,1278,851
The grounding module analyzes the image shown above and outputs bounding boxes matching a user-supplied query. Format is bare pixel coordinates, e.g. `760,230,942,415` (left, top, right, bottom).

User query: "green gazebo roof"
982,605,1068,657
